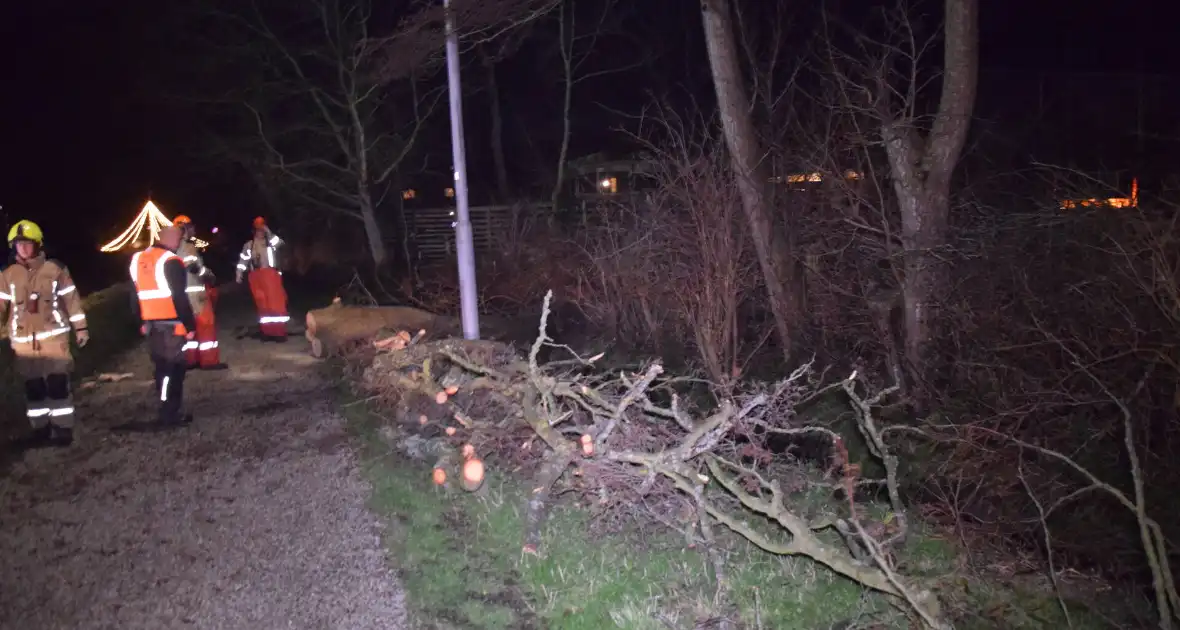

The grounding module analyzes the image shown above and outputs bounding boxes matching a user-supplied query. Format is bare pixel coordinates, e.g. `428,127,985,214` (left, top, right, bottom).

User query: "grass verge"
343,403,887,627
329,372,1121,630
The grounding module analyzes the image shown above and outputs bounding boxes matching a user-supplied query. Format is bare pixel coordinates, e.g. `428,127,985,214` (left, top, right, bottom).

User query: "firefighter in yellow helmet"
0,220,90,448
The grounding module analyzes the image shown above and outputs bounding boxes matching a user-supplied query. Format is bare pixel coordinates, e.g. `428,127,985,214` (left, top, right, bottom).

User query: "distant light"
211,226,219,234
786,172,824,184
1058,197,1136,210
600,179,611,188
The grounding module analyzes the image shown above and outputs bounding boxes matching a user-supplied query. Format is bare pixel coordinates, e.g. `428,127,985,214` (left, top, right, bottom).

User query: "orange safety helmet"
252,216,267,229
173,214,192,226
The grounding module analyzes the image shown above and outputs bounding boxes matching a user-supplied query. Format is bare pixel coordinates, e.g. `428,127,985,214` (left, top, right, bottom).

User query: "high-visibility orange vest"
130,247,187,335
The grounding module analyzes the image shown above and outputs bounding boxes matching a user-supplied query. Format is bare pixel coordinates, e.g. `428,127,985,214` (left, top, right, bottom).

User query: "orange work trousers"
248,268,289,338
185,303,221,368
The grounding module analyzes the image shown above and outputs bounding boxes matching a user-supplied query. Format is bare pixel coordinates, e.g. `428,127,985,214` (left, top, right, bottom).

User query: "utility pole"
444,0,481,340
1135,45,1145,166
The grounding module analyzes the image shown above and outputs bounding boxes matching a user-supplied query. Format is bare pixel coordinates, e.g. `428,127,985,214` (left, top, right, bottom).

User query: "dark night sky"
0,0,1169,290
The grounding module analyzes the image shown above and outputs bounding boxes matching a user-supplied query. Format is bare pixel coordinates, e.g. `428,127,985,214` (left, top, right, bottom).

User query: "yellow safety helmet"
173,214,193,226
7,220,44,246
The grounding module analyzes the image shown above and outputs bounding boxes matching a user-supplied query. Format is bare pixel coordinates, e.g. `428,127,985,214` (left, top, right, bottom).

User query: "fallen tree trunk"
305,300,451,358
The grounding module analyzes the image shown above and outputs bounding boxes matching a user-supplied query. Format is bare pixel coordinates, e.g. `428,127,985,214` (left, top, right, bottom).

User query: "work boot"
49,425,74,447
157,412,194,429
21,425,53,449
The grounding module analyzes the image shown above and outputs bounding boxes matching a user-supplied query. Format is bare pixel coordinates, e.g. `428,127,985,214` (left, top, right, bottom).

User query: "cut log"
304,301,455,358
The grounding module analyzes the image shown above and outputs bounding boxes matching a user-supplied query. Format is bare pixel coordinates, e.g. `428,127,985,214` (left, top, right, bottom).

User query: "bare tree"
479,47,513,201
222,0,443,268
476,29,532,202
875,0,978,393
368,0,559,84
700,0,803,363
364,0,558,204
548,0,646,210
809,0,978,400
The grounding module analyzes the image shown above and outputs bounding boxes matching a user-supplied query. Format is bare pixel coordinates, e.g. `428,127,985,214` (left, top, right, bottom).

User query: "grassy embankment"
331,362,1114,629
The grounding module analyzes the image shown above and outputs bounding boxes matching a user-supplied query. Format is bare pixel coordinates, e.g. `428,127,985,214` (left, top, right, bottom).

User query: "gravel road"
0,299,407,630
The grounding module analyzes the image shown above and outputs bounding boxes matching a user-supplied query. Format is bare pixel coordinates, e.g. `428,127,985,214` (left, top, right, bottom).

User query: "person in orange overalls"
173,215,226,370
236,216,289,341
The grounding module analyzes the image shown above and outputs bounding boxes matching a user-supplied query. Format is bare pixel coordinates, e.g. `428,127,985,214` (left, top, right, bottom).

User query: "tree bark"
359,191,388,268
550,0,574,215
352,108,387,268
881,0,978,399
397,193,415,276
481,50,512,202
700,0,801,362
304,301,440,358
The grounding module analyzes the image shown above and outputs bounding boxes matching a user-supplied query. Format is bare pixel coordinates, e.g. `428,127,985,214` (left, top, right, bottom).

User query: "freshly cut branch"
346,288,947,627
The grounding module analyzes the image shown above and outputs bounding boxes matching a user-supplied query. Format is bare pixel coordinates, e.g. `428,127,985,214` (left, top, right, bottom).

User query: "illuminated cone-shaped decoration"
100,200,173,253
99,200,211,252
432,467,447,486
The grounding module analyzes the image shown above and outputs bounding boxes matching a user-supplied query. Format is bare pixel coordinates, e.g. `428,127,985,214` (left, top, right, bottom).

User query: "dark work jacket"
129,246,197,333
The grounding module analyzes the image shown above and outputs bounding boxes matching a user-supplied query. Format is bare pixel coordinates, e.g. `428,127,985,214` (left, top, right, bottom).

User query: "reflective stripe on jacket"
177,239,211,313
0,253,87,345
131,247,185,334
238,229,283,273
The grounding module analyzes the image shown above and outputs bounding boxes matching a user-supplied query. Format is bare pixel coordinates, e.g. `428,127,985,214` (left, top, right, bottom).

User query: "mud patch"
239,389,331,416
241,399,301,415
312,430,350,455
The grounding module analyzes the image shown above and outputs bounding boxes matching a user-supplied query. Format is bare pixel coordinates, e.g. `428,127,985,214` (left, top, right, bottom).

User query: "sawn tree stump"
304,300,455,358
